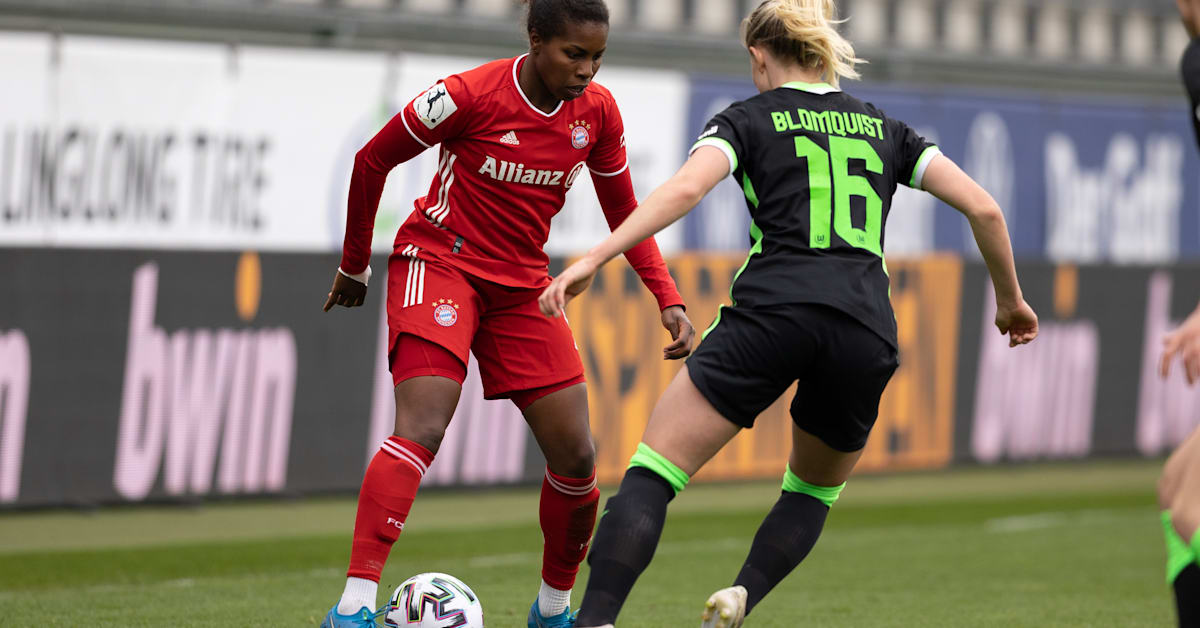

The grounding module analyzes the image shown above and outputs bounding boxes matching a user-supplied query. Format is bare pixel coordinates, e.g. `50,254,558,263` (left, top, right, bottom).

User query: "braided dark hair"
525,0,609,40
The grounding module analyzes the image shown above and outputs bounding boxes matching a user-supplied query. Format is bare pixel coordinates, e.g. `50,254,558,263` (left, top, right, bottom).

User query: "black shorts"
687,303,899,452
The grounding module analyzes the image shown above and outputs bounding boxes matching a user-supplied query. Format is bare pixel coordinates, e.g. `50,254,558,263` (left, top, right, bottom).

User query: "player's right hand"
323,271,368,312
995,299,1038,348
1161,305,1200,385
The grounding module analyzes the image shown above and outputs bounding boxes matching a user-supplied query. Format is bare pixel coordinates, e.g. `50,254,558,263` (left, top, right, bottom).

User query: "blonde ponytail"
741,0,864,87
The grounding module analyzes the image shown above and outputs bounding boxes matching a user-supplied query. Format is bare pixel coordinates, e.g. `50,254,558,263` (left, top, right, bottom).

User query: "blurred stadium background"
0,0,1197,625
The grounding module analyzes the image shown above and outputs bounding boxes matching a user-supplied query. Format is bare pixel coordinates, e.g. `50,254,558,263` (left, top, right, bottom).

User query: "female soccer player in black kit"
1159,2,1200,626
539,1,1038,626
1183,0,1200,149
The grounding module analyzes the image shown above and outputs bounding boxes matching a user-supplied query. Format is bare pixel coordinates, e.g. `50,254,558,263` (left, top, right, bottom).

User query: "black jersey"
1184,38,1200,151
692,81,939,348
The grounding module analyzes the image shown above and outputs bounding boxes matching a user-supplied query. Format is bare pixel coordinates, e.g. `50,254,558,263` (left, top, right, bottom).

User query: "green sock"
627,442,690,496
1163,511,1197,584
781,465,845,507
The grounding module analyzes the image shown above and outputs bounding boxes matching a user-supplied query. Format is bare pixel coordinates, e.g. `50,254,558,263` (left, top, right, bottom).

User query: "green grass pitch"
0,460,1176,626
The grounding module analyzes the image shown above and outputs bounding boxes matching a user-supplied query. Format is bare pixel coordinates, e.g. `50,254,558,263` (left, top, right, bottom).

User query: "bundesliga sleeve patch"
414,82,459,130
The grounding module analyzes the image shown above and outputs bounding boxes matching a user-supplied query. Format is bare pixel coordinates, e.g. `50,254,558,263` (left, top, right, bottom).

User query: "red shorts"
385,245,585,400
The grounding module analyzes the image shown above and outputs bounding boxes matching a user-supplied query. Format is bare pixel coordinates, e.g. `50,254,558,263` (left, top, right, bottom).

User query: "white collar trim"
512,54,564,118
781,81,841,95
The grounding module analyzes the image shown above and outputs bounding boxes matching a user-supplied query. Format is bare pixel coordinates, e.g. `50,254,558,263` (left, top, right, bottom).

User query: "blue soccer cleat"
527,598,578,628
320,603,384,628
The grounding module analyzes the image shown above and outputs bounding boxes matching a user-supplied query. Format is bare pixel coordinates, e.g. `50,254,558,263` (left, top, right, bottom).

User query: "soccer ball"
383,572,485,628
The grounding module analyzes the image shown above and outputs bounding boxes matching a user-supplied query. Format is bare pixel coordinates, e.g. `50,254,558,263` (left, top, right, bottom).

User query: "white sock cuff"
538,580,572,616
338,576,379,615
544,468,597,496
381,439,430,476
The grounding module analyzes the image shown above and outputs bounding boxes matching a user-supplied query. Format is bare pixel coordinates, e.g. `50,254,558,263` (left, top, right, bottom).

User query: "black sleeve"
884,115,940,190
689,102,750,178
1184,38,1200,152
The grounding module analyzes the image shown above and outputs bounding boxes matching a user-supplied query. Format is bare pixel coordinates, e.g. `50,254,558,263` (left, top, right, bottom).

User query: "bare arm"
593,171,686,311
921,155,1038,346
1162,302,1200,385
538,147,730,316
593,170,694,359
1181,0,1200,38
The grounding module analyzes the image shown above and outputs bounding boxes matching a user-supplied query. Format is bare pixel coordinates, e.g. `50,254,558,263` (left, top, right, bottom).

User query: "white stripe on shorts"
400,245,423,308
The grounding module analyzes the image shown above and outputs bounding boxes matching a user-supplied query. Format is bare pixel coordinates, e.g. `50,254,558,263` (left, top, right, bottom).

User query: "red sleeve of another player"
339,76,472,274
594,170,685,312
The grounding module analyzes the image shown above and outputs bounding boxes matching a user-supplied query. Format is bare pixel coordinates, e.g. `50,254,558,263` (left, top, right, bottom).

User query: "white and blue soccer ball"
384,572,484,628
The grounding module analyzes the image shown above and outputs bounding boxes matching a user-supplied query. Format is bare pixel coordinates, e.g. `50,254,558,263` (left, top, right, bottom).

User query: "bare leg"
718,425,864,622
334,375,461,618
522,383,600,619
577,367,740,627
788,425,864,487
391,375,462,453
523,383,595,477
642,367,742,474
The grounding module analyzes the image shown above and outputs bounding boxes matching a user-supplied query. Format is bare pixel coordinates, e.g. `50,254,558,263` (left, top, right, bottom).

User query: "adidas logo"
500,131,520,146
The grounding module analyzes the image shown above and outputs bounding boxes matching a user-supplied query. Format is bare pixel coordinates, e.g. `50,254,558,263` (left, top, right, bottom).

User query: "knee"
394,426,447,455
548,437,596,478
393,412,451,455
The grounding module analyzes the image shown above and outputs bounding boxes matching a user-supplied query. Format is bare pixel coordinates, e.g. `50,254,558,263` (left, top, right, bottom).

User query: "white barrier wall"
0,33,687,256
0,35,389,252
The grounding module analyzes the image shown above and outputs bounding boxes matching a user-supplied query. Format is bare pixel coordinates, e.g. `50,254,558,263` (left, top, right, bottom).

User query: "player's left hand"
995,298,1038,348
539,256,600,317
660,306,694,360
1161,306,1200,385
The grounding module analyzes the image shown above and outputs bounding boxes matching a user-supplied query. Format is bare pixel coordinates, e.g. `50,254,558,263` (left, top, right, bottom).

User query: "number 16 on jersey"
795,135,884,258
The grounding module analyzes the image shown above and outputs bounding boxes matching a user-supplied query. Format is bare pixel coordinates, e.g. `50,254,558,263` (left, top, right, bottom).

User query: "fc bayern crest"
433,299,459,327
569,120,592,149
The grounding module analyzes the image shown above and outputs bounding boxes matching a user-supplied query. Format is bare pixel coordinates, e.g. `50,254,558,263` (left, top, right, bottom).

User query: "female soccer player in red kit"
319,1,694,627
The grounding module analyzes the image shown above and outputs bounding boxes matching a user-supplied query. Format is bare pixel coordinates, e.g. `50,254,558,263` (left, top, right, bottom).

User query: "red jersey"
340,55,682,310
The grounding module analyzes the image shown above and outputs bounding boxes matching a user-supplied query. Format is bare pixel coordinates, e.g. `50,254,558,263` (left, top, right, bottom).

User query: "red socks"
347,436,435,581
347,445,596,591
539,467,600,590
